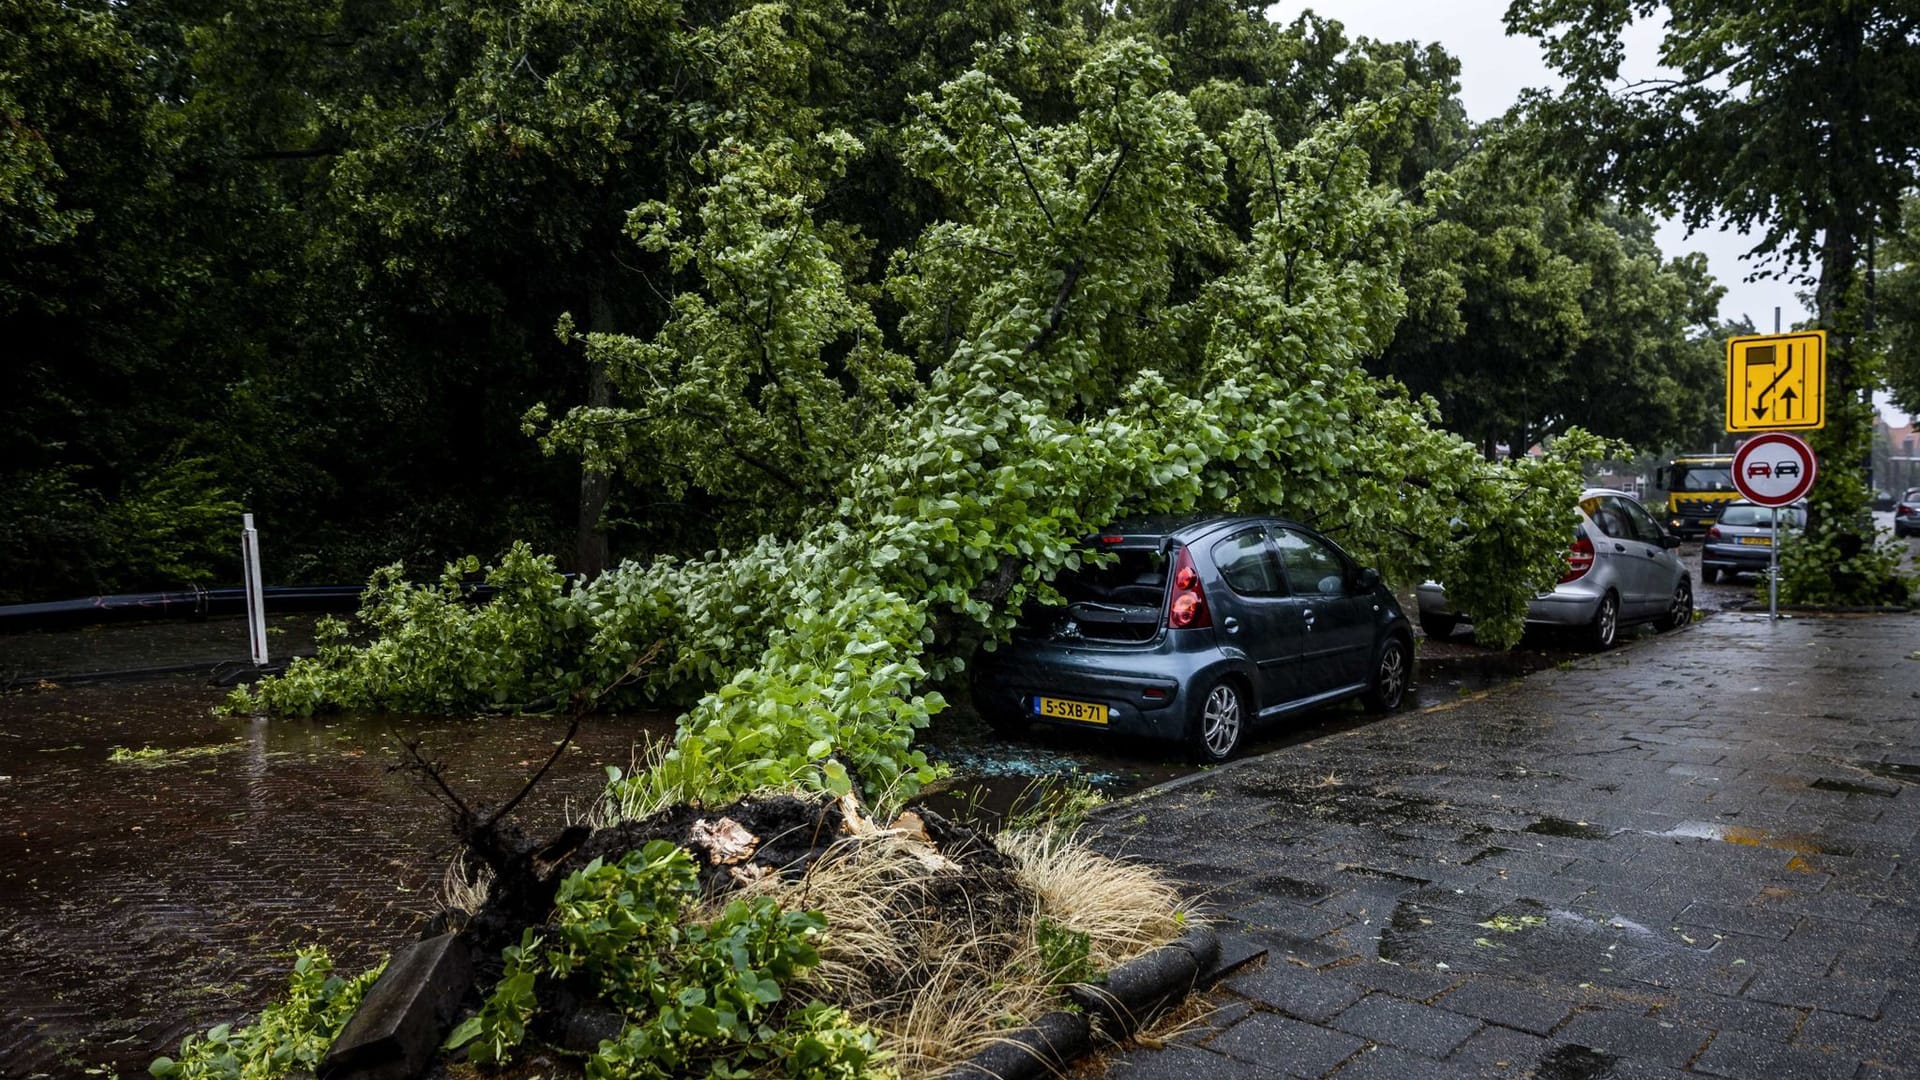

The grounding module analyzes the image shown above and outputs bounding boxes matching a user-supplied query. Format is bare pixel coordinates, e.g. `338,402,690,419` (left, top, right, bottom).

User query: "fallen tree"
231,39,1598,811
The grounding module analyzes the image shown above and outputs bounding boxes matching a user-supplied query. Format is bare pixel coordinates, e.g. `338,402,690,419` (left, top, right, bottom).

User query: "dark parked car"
1897,489,1920,538
1701,500,1804,583
971,515,1413,762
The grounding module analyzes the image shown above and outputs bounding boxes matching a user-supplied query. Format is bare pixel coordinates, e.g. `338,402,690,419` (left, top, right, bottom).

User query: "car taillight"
1706,526,1721,540
1167,547,1211,629
1560,535,1595,584
1900,505,1916,518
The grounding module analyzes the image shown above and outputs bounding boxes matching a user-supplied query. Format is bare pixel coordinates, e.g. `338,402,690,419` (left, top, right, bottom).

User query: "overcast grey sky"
1269,1,1909,424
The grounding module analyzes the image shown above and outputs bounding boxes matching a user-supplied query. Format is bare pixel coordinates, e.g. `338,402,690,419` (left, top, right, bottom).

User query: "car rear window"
1024,548,1168,642
1055,549,1167,606
1718,505,1801,527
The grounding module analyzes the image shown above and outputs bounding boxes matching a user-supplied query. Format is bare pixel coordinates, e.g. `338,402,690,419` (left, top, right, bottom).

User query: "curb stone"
941,926,1262,1080
1733,602,1915,614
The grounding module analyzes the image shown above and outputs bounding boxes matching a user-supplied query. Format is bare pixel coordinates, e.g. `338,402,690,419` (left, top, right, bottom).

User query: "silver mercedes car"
1416,489,1692,650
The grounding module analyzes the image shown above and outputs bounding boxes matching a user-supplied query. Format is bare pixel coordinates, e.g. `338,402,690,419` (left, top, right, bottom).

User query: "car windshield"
1677,467,1734,492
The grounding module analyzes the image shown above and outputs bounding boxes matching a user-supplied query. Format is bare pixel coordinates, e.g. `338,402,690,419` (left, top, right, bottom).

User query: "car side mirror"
1660,532,1681,549
1354,567,1381,590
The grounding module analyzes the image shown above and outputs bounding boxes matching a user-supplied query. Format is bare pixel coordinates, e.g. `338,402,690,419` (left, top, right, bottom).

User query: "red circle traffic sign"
1732,432,1817,506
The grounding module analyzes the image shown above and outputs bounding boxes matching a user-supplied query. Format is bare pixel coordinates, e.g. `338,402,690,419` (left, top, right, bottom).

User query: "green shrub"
149,950,383,1080
455,841,893,1079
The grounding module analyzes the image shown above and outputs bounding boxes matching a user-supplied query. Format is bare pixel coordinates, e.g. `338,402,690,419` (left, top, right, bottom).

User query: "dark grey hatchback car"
971,515,1414,762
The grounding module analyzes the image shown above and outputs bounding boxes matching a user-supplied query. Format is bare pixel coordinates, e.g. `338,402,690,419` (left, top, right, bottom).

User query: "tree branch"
1023,257,1085,356
991,104,1058,232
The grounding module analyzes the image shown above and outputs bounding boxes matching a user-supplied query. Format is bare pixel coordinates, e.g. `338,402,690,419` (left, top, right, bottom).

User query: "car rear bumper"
969,633,1224,742
1702,541,1775,572
1416,580,1603,628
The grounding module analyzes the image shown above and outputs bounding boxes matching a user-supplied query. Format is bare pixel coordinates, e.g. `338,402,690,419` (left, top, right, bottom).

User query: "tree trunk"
1801,4,1871,551
576,286,613,578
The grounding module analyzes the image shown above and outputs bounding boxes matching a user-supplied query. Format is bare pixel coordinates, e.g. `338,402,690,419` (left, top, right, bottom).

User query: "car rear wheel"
1362,633,1412,712
1189,679,1245,763
1700,566,1719,585
1419,614,1456,641
1655,580,1693,632
1587,591,1619,651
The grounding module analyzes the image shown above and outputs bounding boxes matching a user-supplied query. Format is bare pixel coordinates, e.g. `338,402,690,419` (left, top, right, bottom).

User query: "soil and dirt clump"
382,788,1041,1078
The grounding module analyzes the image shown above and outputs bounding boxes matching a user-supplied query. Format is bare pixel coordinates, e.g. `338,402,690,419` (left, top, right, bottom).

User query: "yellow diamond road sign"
1726,330,1825,432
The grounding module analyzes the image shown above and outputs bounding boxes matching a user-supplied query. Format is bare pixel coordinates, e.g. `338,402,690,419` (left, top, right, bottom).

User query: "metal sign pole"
1769,506,1779,622
242,513,268,666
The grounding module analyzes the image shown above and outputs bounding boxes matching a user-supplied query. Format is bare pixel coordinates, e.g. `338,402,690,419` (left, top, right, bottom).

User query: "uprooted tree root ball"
414,790,1194,1079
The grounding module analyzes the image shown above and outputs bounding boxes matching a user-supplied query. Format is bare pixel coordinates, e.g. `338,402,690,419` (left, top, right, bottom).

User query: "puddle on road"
0,675,678,1076
1856,760,1920,784
1536,1044,1624,1080
1526,816,1615,840
1653,821,1852,868
1808,777,1897,797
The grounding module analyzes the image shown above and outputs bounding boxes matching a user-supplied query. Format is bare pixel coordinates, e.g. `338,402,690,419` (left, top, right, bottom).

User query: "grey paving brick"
1744,969,1890,1019
1620,946,1755,997
1169,999,1254,1046
1329,993,1482,1057
1226,963,1366,1024
1676,899,1803,940
1553,1009,1711,1069
1232,897,1358,941
1338,960,1462,1003
1229,925,1361,970
1444,1025,1549,1077
1206,1011,1365,1076
1435,978,1576,1036
1107,1042,1266,1080
1326,1043,1474,1079
1645,994,1807,1042
1793,1009,1920,1067
1692,1029,1861,1080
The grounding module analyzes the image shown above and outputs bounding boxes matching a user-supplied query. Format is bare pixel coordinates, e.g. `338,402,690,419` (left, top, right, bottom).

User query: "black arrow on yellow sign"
1750,344,1794,422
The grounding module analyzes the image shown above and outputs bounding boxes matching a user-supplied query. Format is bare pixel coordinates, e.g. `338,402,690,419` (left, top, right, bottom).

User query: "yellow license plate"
1035,696,1108,724
1738,536,1771,546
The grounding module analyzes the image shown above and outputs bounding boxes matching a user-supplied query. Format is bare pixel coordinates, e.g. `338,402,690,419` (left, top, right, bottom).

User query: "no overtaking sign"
1732,432,1817,507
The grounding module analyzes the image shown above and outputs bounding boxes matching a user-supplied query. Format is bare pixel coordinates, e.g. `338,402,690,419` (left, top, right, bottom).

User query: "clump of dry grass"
997,826,1192,971
438,854,495,916
743,821,1199,1078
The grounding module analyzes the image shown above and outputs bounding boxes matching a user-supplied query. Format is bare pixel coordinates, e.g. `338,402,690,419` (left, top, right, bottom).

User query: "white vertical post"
242,513,268,666
1769,506,1779,622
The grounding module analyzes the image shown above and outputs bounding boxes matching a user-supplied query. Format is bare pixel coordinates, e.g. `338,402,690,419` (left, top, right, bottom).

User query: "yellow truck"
1654,453,1739,537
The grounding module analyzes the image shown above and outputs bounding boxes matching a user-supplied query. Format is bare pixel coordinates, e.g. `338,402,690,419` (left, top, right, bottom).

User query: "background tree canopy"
3,0,1724,607
1505,0,1920,604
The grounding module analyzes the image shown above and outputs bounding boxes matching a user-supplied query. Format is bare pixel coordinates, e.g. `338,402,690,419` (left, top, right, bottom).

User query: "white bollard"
242,513,268,666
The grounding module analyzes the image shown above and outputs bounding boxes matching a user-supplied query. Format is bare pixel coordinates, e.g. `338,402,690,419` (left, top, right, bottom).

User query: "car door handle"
1302,609,1316,628
1613,542,1627,551
1222,616,1239,633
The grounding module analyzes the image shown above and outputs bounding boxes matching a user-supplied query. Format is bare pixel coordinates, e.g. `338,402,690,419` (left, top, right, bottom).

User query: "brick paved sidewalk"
1089,612,1920,1080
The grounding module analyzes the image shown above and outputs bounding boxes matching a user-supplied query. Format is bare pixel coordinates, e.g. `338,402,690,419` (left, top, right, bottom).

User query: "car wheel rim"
1202,685,1240,757
1672,585,1691,626
1378,642,1406,706
1598,597,1616,645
